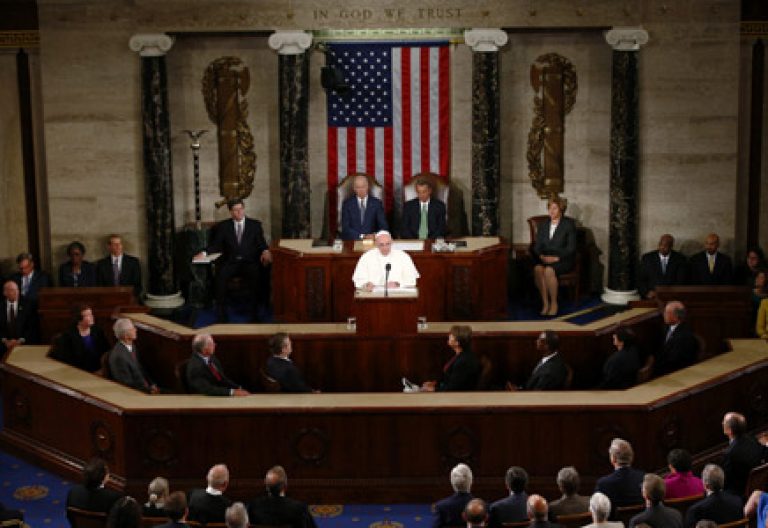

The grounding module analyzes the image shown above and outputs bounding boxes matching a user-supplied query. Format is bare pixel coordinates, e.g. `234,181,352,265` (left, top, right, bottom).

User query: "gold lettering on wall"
312,7,465,22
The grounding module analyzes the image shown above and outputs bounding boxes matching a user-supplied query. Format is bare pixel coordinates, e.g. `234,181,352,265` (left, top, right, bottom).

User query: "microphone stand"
384,263,391,297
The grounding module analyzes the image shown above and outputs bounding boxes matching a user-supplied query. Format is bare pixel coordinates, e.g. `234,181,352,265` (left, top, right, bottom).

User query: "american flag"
326,41,451,235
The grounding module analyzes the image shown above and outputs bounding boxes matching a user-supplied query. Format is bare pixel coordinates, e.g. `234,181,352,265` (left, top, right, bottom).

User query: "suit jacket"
206,217,269,264
654,322,698,377
340,195,388,240
629,503,683,528
400,198,447,239
528,522,561,528
595,466,646,509
599,345,640,390
65,484,123,518
722,434,767,496
534,216,577,272
684,491,743,527
154,523,188,528
266,356,311,393
10,270,51,302
548,494,590,519
637,250,687,297
186,353,239,396
489,492,528,528
50,325,111,373
247,494,318,528
108,341,154,393
0,297,37,347
688,251,733,285
432,491,473,528
438,350,481,391
525,353,568,390
187,489,231,524
58,260,97,287
95,253,143,298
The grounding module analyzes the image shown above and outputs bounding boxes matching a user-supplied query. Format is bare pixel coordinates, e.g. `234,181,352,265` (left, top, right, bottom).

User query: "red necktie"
208,360,222,381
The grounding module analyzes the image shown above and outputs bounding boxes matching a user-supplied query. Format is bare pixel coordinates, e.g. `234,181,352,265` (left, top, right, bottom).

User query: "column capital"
605,27,649,51
464,28,508,52
129,33,174,57
268,30,313,55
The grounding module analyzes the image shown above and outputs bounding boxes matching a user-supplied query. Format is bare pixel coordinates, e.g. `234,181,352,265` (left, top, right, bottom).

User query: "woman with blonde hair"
143,476,169,516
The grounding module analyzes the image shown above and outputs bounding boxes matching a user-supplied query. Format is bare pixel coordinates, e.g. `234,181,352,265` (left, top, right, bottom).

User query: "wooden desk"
271,238,509,323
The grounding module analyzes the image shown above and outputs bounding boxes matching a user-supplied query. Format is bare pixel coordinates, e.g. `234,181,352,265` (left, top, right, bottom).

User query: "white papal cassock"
352,248,420,289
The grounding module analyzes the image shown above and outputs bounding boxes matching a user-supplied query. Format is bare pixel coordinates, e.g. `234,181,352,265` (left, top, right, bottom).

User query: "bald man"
526,495,560,528
248,466,317,528
188,464,232,523
721,412,767,497
688,233,733,285
654,301,699,377
637,234,687,299
463,499,488,528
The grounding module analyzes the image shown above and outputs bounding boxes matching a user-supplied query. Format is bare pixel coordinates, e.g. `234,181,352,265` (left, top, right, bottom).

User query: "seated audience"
340,173,388,240
684,464,743,528
247,466,317,528
721,412,767,496
489,466,529,527
433,463,474,528
400,175,447,240
664,449,704,499
59,240,97,287
637,234,687,299
756,296,768,339
107,496,142,528
628,473,683,528
96,234,143,299
66,457,123,519
533,196,577,316
595,438,645,510
583,492,622,528
188,464,232,523
143,476,169,517
108,318,159,394
745,489,768,528
226,502,249,528
265,332,315,393
599,327,641,390
10,252,51,303
186,334,250,396
733,247,766,287
688,233,733,285
548,466,589,519
157,491,188,527
654,301,698,377
523,330,568,390
352,230,420,291
50,304,110,373
421,325,480,392
526,494,559,528
1,280,37,354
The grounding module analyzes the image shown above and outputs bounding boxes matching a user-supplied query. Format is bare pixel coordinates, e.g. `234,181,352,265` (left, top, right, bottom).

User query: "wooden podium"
352,289,419,336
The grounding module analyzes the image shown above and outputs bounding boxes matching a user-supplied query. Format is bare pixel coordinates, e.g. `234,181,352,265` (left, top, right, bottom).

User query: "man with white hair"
595,438,645,510
432,463,474,528
188,464,232,523
185,334,249,396
108,318,158,394
225,502,249,528
583,492,623,527
340,174,388,240
654,301,699,377
352,230,420,291
721,411,767,496
685,464,742,527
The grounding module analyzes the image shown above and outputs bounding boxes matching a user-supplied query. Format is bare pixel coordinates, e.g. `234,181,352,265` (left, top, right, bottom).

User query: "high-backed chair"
260,367,281,393
554,511,592,528
66,507,107,528
403,172,450,220
335,173,385,236
527,214,582,301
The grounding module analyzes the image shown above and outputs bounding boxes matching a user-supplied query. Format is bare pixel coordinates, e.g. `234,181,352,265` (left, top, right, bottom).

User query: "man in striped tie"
185,334,249,396
400,175,446,240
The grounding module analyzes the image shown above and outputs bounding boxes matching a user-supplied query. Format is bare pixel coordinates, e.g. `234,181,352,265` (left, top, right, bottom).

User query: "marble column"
129,34,183,309
464,29,508,236
269,31,313,239
602,28,649,305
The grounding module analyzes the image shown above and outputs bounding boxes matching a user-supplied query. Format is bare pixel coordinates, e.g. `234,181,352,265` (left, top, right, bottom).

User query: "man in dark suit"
595,438,646,511
108,318,159,394
194,198,272,321
340,174,388,240
685,464,743,527
688,233,733,285
654,301,699,377
1,280,37,354
188,464,232,524
489,466,529,527
266,333,314,393
248,466,317,528
628,474,683,528
400,176,447,239
433,463,474,528
95,234,143,298
186,334,249,396
524,331,568,390
65,457,124,520
10,252,51,303
637,234,687,299
721,412,766,497
156,491,190,528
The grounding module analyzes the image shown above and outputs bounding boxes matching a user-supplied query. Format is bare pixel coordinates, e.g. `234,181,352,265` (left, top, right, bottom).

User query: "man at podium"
352,231,420,292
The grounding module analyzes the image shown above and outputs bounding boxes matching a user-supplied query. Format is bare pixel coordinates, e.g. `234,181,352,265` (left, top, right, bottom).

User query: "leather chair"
260,367,281,393
335,173,384,237
554,511,592,528
402,172,450,221
527,215,582,301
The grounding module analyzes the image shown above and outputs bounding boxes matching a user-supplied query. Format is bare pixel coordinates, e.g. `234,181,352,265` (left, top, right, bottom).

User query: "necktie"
112,259,120,285
418,203,428,239
21,276,29,296
708,255,715,273
208,360,222,381
236,222,243,245
665,326,674,343
360,199,366,224
661,257,668,275
8,303,17,337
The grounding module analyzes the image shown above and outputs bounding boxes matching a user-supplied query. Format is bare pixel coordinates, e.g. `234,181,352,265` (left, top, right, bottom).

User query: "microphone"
384,263,391,297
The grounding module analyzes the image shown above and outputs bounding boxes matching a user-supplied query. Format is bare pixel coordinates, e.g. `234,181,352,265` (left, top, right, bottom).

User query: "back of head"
83,457,108,490
107,497,142,528
526,494,548,521
225,502,249,528
505,466,529,494
667,449,692,473
724,412,747,437
701,464,724,492
164,491,187,522
463,498,488,526
615,327,636,347
266,465,288,496
589,492,612,523
451,463,473,493
207,464,229,491
609,438,634,466
556,466,580,496
642,474,665,504
147,476,169,505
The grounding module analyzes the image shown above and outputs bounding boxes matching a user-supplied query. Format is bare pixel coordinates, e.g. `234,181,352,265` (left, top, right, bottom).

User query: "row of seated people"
66,412,767,528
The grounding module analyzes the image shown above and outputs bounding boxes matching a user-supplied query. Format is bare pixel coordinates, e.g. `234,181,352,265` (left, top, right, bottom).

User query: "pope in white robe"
352,231,420,291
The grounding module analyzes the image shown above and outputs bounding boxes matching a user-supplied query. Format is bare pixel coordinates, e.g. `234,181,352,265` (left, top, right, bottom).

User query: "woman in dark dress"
58,240,97,287
599,327,641,390
533,197,577,316
49,304,111,373
421,325,480,392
